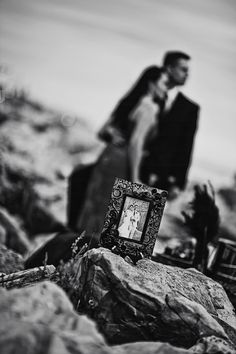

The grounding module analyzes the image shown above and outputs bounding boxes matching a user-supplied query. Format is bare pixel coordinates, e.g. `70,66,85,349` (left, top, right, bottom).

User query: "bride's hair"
111,66,165,139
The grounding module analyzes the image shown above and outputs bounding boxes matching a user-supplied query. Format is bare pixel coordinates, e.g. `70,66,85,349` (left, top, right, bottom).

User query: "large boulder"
0,280,197,354
1,281,234,354
70,248,236,348
0,281,109,354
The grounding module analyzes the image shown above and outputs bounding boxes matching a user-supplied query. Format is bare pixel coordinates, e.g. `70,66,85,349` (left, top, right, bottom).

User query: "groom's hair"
163,51,190,67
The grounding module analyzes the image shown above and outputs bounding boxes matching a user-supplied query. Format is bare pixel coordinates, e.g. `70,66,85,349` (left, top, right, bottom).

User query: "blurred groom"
141,51,200,198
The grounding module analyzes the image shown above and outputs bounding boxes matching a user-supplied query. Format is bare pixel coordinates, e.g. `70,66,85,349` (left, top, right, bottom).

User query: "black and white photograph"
118,196,150,242
0,0,236,353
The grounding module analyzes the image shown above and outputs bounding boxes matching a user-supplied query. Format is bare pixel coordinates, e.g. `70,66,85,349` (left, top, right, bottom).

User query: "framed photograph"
100,178,167,259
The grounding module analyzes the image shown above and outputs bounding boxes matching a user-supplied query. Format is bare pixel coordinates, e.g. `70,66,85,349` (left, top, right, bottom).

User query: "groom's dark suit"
141,92,199,190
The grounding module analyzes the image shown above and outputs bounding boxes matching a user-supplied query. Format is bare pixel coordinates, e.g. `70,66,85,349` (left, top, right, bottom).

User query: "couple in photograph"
68,50,200,238
118,204,141,240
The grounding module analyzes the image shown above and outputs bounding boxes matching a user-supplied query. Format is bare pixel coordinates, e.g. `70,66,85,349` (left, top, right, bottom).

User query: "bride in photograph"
129,205,141,239
118,204,134,238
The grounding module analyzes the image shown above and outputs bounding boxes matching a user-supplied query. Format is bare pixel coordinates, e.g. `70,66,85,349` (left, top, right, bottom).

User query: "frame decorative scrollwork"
100,178,167,259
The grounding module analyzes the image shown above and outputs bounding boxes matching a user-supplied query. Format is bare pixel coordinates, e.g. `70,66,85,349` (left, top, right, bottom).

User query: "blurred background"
1,0,236,187
1,0,236,321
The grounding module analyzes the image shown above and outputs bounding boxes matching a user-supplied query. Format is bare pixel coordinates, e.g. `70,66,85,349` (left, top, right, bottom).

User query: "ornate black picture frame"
100,178,167,259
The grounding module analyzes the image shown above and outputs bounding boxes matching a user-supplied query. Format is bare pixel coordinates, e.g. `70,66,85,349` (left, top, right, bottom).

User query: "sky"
0,0,236,187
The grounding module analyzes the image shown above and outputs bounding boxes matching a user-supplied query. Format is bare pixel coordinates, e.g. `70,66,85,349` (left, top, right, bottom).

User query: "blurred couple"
68,51,200,237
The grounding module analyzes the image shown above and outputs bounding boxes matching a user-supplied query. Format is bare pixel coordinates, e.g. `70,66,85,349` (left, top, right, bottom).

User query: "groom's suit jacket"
141,92,200,190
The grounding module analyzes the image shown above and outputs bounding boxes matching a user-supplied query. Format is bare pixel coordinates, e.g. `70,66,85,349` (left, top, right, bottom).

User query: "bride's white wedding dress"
118,209,133,238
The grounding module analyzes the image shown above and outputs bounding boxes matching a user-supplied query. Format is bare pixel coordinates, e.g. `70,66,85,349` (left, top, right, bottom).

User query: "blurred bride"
129,205,141,239
68,66,168,237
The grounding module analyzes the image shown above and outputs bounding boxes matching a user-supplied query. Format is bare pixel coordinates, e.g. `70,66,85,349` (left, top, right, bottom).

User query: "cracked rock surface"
71,248,236,348
0,280,197,354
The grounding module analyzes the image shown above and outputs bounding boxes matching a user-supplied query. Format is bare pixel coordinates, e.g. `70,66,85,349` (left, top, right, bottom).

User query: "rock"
0,320,65,354
190,335,236,353
162,294,228,346
0,319,192,354
0,281,109,354
0,207,31,254
118,340,236,354
0,90,98,238
0,162,65,236
0,244,24,274
1,280,234,354
115,342,190,354
0,281,192,354
72,248,236,347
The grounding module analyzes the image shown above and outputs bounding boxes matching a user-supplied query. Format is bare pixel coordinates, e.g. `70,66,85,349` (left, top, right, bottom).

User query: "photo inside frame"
117,195,150,242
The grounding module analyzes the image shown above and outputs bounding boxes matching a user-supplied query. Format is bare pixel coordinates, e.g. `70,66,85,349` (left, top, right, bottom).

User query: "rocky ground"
0,87,236,353
0,86,103,255
1,249,236,353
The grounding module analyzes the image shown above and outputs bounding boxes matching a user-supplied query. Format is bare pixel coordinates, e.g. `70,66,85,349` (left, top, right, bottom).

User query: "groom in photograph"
141,51,200,198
